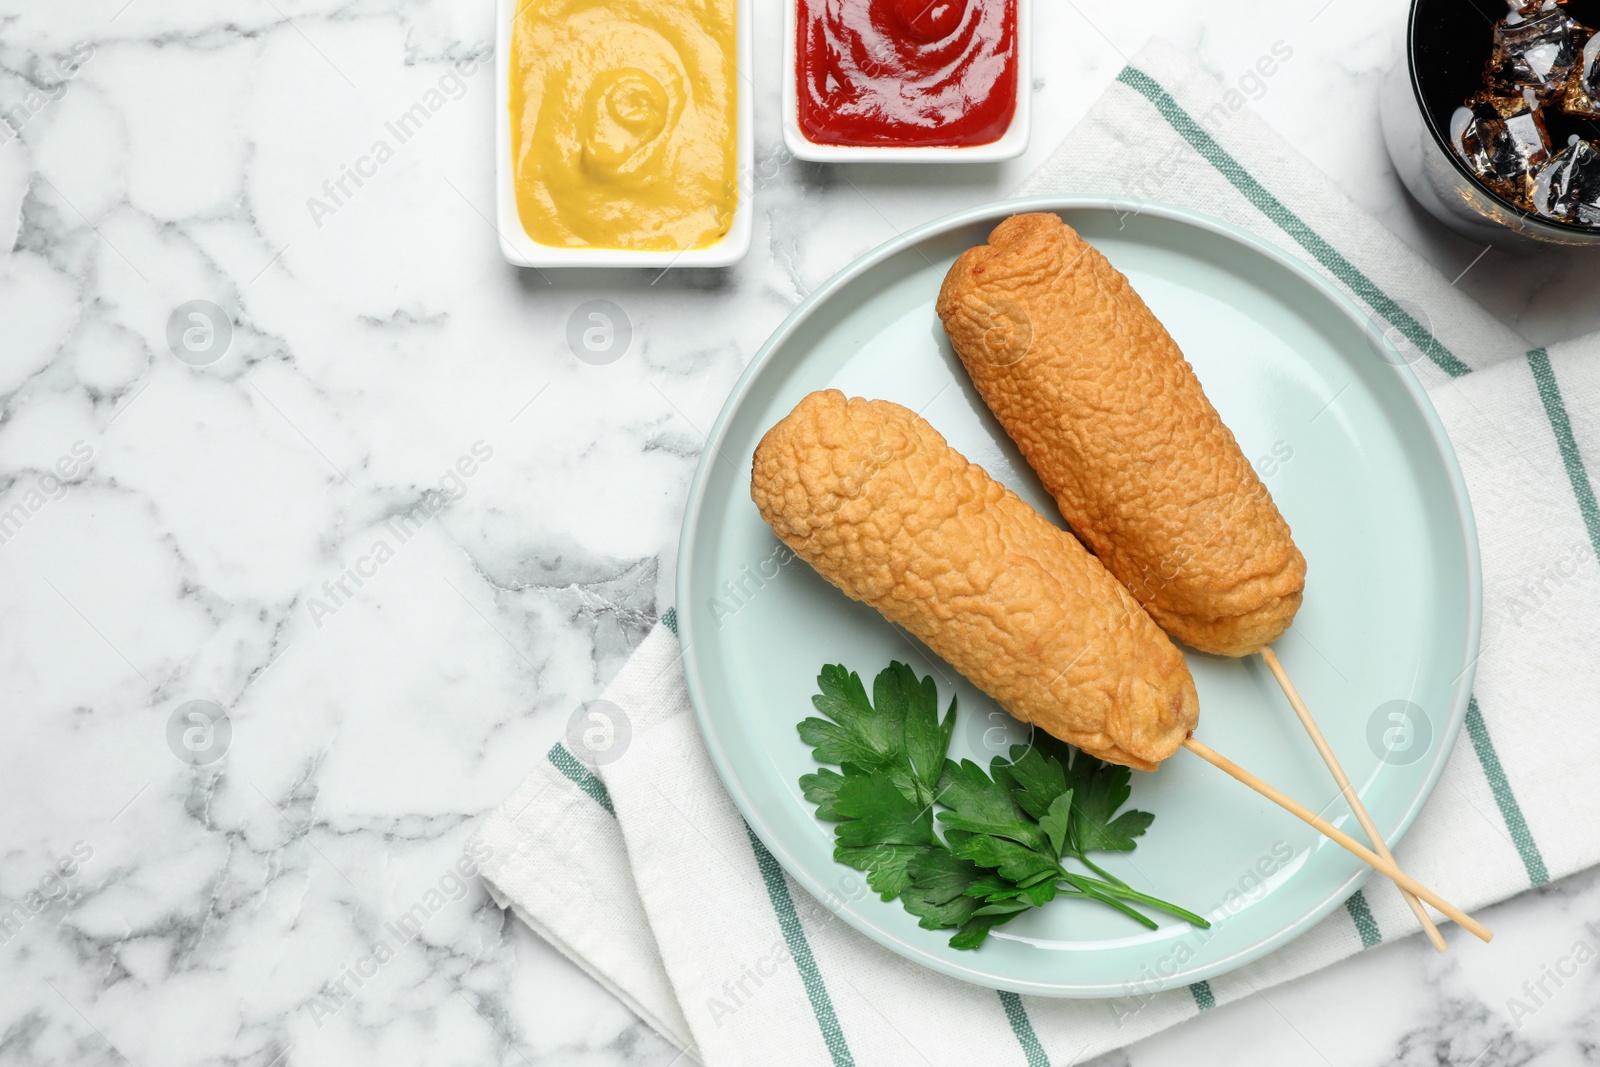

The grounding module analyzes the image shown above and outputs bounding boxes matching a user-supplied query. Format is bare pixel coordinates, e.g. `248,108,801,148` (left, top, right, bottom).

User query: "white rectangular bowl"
495,0,754,268
781,0,1031,163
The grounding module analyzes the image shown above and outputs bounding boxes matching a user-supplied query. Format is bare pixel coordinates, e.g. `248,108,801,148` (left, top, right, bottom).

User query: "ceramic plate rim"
675,194,1482,997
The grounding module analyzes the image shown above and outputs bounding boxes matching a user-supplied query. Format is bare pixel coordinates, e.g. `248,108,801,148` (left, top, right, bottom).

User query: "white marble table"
3,1,1599,1065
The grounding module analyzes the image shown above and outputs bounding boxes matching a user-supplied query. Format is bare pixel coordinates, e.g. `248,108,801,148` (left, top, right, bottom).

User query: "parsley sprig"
798,661,1210,949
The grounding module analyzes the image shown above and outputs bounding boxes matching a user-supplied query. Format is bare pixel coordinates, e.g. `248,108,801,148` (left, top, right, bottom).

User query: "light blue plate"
676,197,1480,998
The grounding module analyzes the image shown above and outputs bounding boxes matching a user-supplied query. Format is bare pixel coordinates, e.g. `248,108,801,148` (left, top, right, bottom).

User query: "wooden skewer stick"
1181,735,1492,943
1259,646,1450,953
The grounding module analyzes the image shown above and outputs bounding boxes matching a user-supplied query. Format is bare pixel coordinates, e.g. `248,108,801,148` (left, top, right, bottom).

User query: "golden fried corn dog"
750,389,1198,770
936,212,1306,657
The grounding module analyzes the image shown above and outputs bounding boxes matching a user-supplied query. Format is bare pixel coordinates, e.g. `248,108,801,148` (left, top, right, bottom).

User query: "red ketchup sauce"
797,0,1018,147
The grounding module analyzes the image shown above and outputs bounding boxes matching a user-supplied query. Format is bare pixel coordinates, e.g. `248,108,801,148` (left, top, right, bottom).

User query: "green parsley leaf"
800,666,900,774
1014,868,1061,888
968,879,1059,912
834,844,931,900
964,872,1021,901
901,891,983,931
889,664,957,796
949,909,1028,949
1039,790,1073,860
799,661,952,806
800,768,847,821
973,898,1036,918
948,832,1060,885
1018,879,1060,908
901,850,986,930
832,769,934,848
1067,751,1155,853
990,741,1071,821
935,759,1051,854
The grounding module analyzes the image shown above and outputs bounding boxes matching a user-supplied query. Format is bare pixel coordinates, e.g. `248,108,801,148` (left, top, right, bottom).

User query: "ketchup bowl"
782,0,1032,163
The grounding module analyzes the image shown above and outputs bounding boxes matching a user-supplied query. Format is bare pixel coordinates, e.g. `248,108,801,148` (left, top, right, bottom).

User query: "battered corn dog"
750,389,1198,770
936,212,1306,657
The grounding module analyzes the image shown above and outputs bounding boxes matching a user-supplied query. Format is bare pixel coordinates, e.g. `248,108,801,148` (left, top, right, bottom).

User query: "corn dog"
936,212,1306,657
750,389,1198,770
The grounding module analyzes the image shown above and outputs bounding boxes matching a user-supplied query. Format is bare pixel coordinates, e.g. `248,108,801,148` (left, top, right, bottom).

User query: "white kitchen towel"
471,38,1600,1066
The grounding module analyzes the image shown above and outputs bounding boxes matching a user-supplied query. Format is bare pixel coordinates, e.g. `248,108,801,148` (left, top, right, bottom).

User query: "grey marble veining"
1,1,1597,1065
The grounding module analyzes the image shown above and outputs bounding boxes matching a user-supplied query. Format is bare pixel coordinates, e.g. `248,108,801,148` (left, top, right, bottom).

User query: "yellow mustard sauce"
510,0,738,251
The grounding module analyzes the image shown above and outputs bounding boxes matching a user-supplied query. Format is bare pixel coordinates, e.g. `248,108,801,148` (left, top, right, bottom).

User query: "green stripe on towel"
1464,697,1548,885
550,738,854,1062
997,991,1049,1067
662,606,678,636
1344,889,1382,948
547,742,615,815
1114,66,1473,380
745,825,857,1067
1189,981,1216,1010
1528,348,1600,561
